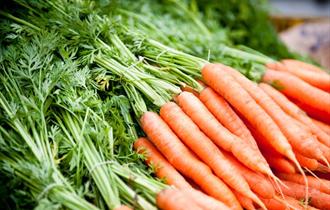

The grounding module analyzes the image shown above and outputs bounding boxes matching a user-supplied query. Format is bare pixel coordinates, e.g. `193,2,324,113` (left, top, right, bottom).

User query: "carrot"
281,59,329,75
245,121,296,174
317,142,330,164
261,197,295,210
224,66,324,161
293,99,330,124
261,197,291,210
182,188,232,210
312,118,330,136
223,151,275,199
199,87,258,149
295,153,319,171
140,112,242,209
202,63,310,205
262,69,330,116
177,91,271,176
261,195,310,210
279,180,330,209
250,120,312,174
114,205,133,210
276,173,330,194
233,191,255,210
259,83,330,148
156,188,203,210
268,61,330,91
134,137,192,189
202,63,297,166
264,153,296,174
159,102,265,209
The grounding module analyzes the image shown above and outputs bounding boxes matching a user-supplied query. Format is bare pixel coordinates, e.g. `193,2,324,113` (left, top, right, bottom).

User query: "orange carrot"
182,188,232,210
140,112,241,209
177,91,271,176
268,61,330,91
224,66,324,161
312,118,330,136
202,63,297,166
261,197,290,210
317,142,330,164
203,63,310,205
281,59,329,75
295,152,319,171
223,151,275,199
265,153,296,174
233,191,255,210
276,173,330,194
134,137,192,189
293,99,330,124
259,83,330,148
279,180,330,209
199,87,258,149
250,118,319,173
261,197,294,210
156,188,203,210
159,102,265,209
261,195,308,210
113,205,132,210
262,69,330,116
245,121,296,174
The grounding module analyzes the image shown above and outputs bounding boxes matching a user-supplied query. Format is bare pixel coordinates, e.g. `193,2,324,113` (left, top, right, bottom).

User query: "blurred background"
270,0,330,68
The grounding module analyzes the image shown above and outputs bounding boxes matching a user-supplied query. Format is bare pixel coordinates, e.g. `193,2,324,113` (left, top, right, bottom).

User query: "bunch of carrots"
134,59,330,210
1,1,329,209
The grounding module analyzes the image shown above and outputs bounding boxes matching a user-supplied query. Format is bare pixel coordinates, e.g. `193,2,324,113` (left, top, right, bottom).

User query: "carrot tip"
250,193,267,210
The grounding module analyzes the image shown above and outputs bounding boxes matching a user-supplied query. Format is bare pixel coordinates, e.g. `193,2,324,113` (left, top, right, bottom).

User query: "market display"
0,1,329,210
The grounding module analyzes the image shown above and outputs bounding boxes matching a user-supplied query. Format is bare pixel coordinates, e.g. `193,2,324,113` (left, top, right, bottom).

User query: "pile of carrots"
134,60,330,210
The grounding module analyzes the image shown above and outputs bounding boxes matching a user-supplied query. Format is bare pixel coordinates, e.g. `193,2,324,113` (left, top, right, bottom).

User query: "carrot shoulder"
134,137,191,189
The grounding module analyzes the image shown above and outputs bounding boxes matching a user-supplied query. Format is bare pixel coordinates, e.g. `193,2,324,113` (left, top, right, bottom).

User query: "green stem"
51,189,100,210
59,111,122,209
123,84,147,119
95,56,168,107
221,45,275,64
0,11,41,31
